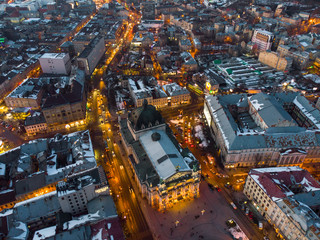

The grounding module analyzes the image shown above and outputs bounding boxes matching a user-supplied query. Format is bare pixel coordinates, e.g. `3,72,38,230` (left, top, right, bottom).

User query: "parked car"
259,221,263,230
245,208,249,215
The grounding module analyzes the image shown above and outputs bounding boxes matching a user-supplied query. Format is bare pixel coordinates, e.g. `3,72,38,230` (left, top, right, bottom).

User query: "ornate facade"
119,101,200,210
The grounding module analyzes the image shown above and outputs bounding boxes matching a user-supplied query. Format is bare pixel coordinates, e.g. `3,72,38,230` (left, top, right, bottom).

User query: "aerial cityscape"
0,0,320,239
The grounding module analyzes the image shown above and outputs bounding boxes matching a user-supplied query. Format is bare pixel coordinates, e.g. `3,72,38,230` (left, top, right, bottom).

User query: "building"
42,70,86,131
212,57,275,87
181,52,198,72
140,1,156,20
39,53,71,75
251,29,274,51
0,130,96,199
5,78,44,110
77,36,105,76
162,83,191,106
119,101,200,210
277,44,310,70
258,51,292,72
0,167,123,240
24,112,47,136
291,51,309,70
204,92,320,168
244,167,320,240
179,39,192,51
57,167,108,215
128,80,190,108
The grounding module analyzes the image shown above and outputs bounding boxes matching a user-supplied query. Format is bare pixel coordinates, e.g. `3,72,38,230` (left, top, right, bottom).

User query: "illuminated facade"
204,92,320,168
119,101,200,210
25,112,47,136
258,51,292,72
42,71,87,131
252,29,274,51
244,167,320,240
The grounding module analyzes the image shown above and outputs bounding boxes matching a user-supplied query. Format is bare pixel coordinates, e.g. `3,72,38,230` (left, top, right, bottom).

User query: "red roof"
91,217,125,240
249,167,320,201
9,11,21,18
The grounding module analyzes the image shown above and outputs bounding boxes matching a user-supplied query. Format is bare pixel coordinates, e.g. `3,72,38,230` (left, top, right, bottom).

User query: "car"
230,202,237,210
108,128,111,132
258,221,263,230
112,151,116,158
237,178,245,183
215,185,221,192
245,208,249,215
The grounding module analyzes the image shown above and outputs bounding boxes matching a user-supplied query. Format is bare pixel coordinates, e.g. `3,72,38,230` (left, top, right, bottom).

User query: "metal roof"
139,130,190,180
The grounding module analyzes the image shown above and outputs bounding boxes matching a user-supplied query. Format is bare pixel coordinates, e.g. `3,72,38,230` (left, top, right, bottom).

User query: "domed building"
127,100,166,139
119,101,200,210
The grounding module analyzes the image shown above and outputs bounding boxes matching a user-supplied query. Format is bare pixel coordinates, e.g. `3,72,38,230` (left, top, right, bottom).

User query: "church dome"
129,100,164,130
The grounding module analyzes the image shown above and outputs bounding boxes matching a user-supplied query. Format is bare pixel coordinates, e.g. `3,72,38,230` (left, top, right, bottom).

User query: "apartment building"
5,78,44,110
39,53,71,75
42,70,86,131
24,112,47,136
258,51,292,71
244,167,320,240
77,36,105,76
204,92,320,168
57,167,108,215
252,29,274,51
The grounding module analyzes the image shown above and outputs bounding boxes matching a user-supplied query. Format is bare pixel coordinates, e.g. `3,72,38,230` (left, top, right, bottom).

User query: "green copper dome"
129,100,164,130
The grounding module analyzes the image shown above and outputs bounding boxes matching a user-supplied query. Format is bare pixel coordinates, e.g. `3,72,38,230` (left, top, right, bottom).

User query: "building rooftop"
40,53,68,59
139,130,191,180
162,83,189,96
78,36,103,59
25,112,46,126
205,92,320,151
249,167,320,202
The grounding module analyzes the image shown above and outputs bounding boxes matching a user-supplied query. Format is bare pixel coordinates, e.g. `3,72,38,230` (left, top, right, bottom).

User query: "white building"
56,167,108,215
252,29,274,51
39,53,71,75
244,167,320,240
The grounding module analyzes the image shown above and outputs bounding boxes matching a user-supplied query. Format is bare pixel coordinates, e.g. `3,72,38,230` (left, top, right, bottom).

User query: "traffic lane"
111,133,151,231
104,120,150,235
0,126,24,146
112,148,149,233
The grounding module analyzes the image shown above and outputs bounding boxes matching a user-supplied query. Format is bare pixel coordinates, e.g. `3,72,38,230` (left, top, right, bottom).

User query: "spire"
143,99,148,109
